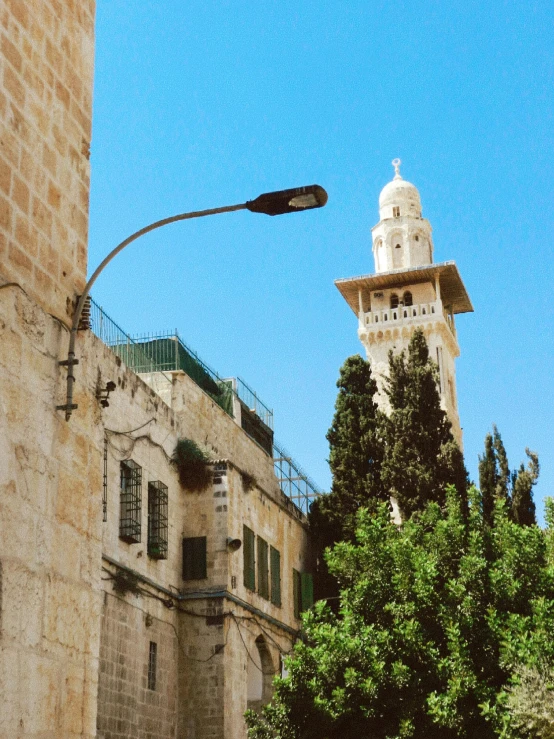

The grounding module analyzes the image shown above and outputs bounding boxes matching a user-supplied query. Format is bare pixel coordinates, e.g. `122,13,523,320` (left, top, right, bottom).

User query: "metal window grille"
147,641,157,691
182,537,207,580
119,460,142,543
102,437,108,523
148,481,168,559
257,537,269,600
243,526,255,591
270,546,281,607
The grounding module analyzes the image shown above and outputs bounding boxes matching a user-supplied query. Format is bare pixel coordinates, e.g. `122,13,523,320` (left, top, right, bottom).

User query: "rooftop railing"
89,299,322,512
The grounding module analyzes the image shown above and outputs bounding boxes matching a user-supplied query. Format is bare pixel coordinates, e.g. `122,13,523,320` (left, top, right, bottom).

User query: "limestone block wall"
97,592,179,739
0,285,103,739
0,0,95,324
86,338,311,739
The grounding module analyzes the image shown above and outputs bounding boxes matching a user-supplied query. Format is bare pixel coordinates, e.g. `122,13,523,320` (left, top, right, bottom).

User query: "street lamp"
57,184,328,420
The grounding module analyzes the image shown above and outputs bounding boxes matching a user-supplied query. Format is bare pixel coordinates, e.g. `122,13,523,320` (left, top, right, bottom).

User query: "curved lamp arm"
57,185,327,420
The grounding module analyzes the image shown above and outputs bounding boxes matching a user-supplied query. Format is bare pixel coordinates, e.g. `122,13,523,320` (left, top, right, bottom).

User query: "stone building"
0,3,317,738
335,159,473,443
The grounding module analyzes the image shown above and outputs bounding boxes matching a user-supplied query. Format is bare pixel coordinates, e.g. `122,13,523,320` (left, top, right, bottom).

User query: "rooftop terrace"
89,298,322,515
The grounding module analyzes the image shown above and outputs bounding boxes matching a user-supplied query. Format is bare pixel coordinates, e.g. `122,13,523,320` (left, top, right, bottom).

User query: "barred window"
148,481,168,559
120,460,142,543
243,525,255,591
148,641,157,691
270,546,281,607
257,537,269,600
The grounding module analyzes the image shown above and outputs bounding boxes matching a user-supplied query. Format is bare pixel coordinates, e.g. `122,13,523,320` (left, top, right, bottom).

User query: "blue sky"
89,1,554,516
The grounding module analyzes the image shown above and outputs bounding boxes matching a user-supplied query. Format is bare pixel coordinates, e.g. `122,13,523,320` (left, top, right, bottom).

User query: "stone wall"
0,285,103,739
0,0,95,323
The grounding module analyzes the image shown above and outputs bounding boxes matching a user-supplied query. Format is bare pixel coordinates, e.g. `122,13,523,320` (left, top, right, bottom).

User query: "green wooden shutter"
270,546,281,607
243,525,255,591
257,537,269,599
301,572,314,611
182,537,207,580
293,569,301,619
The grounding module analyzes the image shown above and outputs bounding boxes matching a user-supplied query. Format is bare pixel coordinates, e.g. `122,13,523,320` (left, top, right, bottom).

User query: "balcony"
361,300,456,338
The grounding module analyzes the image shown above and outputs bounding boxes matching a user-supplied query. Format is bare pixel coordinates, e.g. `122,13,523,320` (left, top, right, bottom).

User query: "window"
182,537,207,580
148,641,157,691
403,291,413,307
243,525,255,591
390,293,399,309
257,536,269,600
270,547,281,607
293,569,314,618
148,481,168,559
393,206,400,217
293,569,301,619
120,460,142,543
414,234,419,241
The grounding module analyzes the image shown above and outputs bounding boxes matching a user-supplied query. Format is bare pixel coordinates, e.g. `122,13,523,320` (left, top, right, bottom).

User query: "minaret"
335,160,473,445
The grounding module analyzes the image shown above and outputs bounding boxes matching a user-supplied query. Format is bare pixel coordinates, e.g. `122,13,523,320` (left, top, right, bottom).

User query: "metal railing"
273,440,322,515
89,300,172,387
236,377,273,429
89,301,322,513
129,331,273,429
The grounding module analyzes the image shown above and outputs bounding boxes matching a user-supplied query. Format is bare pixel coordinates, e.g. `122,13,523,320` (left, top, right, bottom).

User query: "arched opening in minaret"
390,294,399,309
403,291,413,307
393,242,403,269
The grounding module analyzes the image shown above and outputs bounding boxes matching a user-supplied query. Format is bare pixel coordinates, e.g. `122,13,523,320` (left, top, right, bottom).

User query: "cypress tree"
309,354,385,598
479,432,497,526
512,449,539,526
493,425,511,503
381,329,468,517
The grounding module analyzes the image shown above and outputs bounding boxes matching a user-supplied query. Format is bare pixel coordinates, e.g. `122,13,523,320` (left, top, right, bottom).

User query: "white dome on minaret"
371,159,434,274
378,158,422,220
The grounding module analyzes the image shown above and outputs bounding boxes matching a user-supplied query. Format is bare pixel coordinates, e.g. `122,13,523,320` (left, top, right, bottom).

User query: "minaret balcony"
360,300,456,338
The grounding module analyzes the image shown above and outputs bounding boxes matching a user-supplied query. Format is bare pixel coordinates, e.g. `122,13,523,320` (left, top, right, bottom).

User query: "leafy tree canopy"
247,491,554,739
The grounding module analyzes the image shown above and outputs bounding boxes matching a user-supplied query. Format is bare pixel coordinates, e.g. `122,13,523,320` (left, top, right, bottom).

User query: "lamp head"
245,185,328,216
226,537,242,552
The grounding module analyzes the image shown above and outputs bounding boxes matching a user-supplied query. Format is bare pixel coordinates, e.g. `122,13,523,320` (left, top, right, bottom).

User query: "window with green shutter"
293,568,301,619
257,536,269,600
301,572,314,611
270,546,281,607
243,525,255,591
182,536,207,580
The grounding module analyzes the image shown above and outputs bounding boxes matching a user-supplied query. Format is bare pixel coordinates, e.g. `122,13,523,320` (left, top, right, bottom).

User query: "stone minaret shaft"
335,160,473,446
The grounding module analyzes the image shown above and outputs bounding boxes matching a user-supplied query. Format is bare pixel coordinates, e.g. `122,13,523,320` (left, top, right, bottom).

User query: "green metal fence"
89,300,322,513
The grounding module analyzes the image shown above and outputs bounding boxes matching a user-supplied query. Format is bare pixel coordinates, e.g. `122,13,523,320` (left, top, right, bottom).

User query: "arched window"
390,293,399,309
403,291,413,307
247,636,275,713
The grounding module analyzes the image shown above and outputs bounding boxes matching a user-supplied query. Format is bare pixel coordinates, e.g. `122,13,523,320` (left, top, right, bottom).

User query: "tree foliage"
309,354,385,598
479,425,538,527
381,329,468,517
247,490,554,739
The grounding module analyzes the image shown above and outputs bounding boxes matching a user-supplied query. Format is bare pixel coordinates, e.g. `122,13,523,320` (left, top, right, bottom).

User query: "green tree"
309,355,385,598
511,449,539,526
247,490,554,739
381,329,468,517
479,426,538,527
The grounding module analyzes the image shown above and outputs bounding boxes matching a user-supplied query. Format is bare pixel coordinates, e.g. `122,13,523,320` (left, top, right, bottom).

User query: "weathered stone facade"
1,3,314,737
